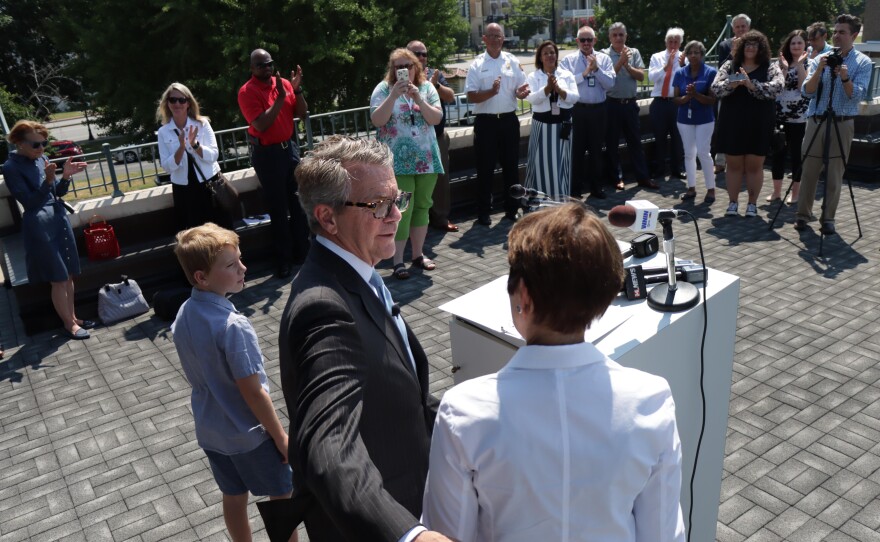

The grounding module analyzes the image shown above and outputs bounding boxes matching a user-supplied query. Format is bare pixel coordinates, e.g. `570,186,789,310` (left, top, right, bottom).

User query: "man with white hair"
648,28,686,181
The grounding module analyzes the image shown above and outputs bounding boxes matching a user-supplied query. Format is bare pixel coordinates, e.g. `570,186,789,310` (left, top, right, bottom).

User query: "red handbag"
83,215,120,261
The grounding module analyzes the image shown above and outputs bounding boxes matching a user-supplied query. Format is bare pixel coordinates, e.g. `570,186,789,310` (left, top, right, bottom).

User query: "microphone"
510,184,549,199
621,265,706,300
608,201,683,232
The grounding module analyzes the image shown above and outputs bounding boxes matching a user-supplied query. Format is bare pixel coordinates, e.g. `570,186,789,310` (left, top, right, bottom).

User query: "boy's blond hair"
174,223,240,286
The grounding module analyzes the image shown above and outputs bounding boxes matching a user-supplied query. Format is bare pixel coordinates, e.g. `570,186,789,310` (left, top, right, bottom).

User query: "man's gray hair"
684,40,706,56
297,136,394,232
666,27,685,41
609,22,627,34
733,13,751,26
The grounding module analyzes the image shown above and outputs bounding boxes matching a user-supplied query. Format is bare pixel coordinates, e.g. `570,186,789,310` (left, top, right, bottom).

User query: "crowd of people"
1,11,873,541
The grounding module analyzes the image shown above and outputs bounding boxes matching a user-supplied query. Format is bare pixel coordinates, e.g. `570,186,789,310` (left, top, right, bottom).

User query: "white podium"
439,259,739,542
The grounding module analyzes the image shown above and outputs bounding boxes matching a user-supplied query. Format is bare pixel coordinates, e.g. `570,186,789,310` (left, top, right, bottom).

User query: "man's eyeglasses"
394,63,414,70
255,60,274,69
26,140,49,149
578,37,594,43
344,192,412,219
168,97,189,105
412,51,428,58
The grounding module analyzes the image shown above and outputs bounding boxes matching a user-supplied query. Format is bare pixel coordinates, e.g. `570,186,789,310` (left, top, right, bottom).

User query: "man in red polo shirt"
238,48,310,278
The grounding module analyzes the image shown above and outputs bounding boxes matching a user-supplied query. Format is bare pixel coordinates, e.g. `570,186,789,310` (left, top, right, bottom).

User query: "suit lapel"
311,244,416,378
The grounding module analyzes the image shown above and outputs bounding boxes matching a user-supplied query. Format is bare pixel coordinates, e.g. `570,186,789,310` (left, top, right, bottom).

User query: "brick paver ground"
2,169,880,541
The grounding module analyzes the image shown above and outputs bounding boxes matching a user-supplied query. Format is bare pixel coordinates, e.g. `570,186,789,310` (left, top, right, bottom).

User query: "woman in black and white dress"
524,41,579,199
768,30,809,204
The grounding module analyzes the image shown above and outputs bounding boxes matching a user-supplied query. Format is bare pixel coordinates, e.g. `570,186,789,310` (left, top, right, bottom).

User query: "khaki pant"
429,130,452,227
796,117,854,224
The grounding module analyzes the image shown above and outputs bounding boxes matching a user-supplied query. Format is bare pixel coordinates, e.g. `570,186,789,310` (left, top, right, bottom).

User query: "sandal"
392,263,410,280
411,256,436,271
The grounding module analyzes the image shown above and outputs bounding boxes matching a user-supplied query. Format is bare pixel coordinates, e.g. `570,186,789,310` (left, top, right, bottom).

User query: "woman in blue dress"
4,120,91,339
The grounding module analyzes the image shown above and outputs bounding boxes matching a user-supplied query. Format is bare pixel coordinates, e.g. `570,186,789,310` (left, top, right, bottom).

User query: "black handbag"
186,148,240,216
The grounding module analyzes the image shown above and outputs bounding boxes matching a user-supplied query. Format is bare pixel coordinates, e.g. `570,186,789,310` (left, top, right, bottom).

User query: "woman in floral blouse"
371,48,444,279
768,30,810,204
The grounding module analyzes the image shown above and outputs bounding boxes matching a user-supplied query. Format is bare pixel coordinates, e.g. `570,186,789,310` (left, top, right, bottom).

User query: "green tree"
508,0,552,45
715,0,838,51
61,0,467,136
1,85,37,162
0,0,82,117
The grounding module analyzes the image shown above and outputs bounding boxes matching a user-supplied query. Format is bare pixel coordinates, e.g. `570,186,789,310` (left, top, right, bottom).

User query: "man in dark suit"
279,135,452,542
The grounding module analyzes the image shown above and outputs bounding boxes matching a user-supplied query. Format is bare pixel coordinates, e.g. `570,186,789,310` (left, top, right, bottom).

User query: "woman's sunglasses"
168,97,189,105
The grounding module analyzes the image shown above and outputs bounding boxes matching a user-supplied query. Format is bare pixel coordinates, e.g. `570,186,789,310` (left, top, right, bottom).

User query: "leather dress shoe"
477,215,491,226
444,222,459,232
670,171,687,180
591,190,607,199
616,180,626,190
637,179,660,190
819,222,836,236
794,219,807,231
504,212,519,222
276,264,292,279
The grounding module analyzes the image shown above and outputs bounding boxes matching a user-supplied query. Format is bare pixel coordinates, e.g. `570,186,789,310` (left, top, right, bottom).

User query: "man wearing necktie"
559,25,616,199
648,28,687,181
279,135,451,542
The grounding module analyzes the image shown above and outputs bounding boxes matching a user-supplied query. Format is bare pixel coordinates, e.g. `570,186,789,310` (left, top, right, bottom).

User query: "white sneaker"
745,203,758,217
725,202,739,216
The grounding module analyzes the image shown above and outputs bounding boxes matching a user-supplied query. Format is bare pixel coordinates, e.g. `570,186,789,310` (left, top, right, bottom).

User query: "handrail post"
101,143,124,197
304,111,314,150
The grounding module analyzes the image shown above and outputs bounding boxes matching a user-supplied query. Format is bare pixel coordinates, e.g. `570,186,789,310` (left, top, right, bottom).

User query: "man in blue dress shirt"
794,14,872,236
560,25,616,199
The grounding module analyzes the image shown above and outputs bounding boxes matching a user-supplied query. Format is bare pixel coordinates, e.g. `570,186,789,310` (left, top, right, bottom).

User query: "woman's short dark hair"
507,203,624,334
732,30,771,69
534,40,559,72
779,30,807,64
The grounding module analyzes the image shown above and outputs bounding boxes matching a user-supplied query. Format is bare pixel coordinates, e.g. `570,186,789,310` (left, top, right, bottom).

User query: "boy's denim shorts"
204,438,294,496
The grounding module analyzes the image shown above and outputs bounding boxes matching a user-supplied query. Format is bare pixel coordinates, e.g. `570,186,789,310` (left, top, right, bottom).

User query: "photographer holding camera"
794,14,872,235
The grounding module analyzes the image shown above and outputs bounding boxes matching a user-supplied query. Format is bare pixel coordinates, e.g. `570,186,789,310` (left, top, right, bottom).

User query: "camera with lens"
825,48,844,70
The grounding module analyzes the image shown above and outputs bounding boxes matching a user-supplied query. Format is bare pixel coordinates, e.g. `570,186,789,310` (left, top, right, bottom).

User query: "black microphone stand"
768,60,861,256
647,217,700,311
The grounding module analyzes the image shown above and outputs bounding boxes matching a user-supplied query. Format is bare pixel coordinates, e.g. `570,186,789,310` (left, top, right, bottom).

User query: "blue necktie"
369,270,416,374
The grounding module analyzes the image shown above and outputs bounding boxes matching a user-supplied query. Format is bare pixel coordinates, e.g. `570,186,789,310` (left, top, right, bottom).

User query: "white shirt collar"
315,235,374,286
503,342,606,371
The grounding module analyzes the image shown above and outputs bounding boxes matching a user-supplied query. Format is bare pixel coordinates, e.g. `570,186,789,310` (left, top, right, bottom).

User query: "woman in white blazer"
156,82,229,231
524,41,579,199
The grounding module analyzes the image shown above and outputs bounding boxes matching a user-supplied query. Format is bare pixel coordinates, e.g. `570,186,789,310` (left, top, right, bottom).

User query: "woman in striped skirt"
525,40,579,199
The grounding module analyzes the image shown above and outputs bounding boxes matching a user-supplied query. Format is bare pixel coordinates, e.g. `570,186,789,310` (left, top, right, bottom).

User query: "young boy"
172,223,296,542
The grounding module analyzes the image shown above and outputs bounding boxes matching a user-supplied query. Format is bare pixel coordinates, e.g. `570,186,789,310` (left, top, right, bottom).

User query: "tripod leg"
829,116,860,239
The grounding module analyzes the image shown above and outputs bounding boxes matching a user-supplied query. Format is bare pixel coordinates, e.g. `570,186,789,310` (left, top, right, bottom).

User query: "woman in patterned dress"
767,30,810,204
370,48,444,279
524,40,578,200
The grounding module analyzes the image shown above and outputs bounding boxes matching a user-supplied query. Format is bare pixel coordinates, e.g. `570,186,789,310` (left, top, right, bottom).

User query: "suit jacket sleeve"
285,292,421,541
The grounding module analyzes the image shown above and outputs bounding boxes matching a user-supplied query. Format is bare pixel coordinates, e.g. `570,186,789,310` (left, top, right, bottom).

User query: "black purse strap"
174,128,210,182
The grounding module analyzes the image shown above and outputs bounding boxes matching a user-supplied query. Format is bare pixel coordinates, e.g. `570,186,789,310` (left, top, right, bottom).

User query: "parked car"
446,95,475,126
112,145,144,164
47,140,83,159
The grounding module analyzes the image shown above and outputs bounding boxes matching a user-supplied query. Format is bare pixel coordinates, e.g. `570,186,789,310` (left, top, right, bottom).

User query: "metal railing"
6,94,532,200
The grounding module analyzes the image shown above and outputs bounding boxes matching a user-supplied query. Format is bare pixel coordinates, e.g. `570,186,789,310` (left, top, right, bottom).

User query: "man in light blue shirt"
559,25,616,199
794,14,873,235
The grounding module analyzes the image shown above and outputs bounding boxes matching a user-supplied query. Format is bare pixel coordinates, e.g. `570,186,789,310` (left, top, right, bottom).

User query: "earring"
515,305,522,314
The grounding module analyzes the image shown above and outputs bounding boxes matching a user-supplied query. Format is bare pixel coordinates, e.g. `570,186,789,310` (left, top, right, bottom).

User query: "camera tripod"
768,66,861,256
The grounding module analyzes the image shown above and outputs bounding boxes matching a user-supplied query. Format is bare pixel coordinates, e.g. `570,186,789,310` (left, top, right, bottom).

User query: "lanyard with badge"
584,55,596,87
401,95,418,136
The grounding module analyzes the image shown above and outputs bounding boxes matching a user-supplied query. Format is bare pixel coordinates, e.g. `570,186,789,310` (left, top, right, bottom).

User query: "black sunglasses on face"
255,60,274,69
26,140,49,149
394,63,414,70
412,51,428,58
168,97,189,104
344,192,412,219
578,37,594,43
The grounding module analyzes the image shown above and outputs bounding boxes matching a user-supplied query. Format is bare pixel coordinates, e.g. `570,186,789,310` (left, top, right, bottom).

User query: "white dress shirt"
525,68,580,111
465,51,527,114
648,50,687,97
422,341,686,542
157,117,221,185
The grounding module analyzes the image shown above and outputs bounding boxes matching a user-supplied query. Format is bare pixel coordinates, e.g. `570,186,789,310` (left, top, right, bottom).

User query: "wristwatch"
840,77,850,83
192,141,201,150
